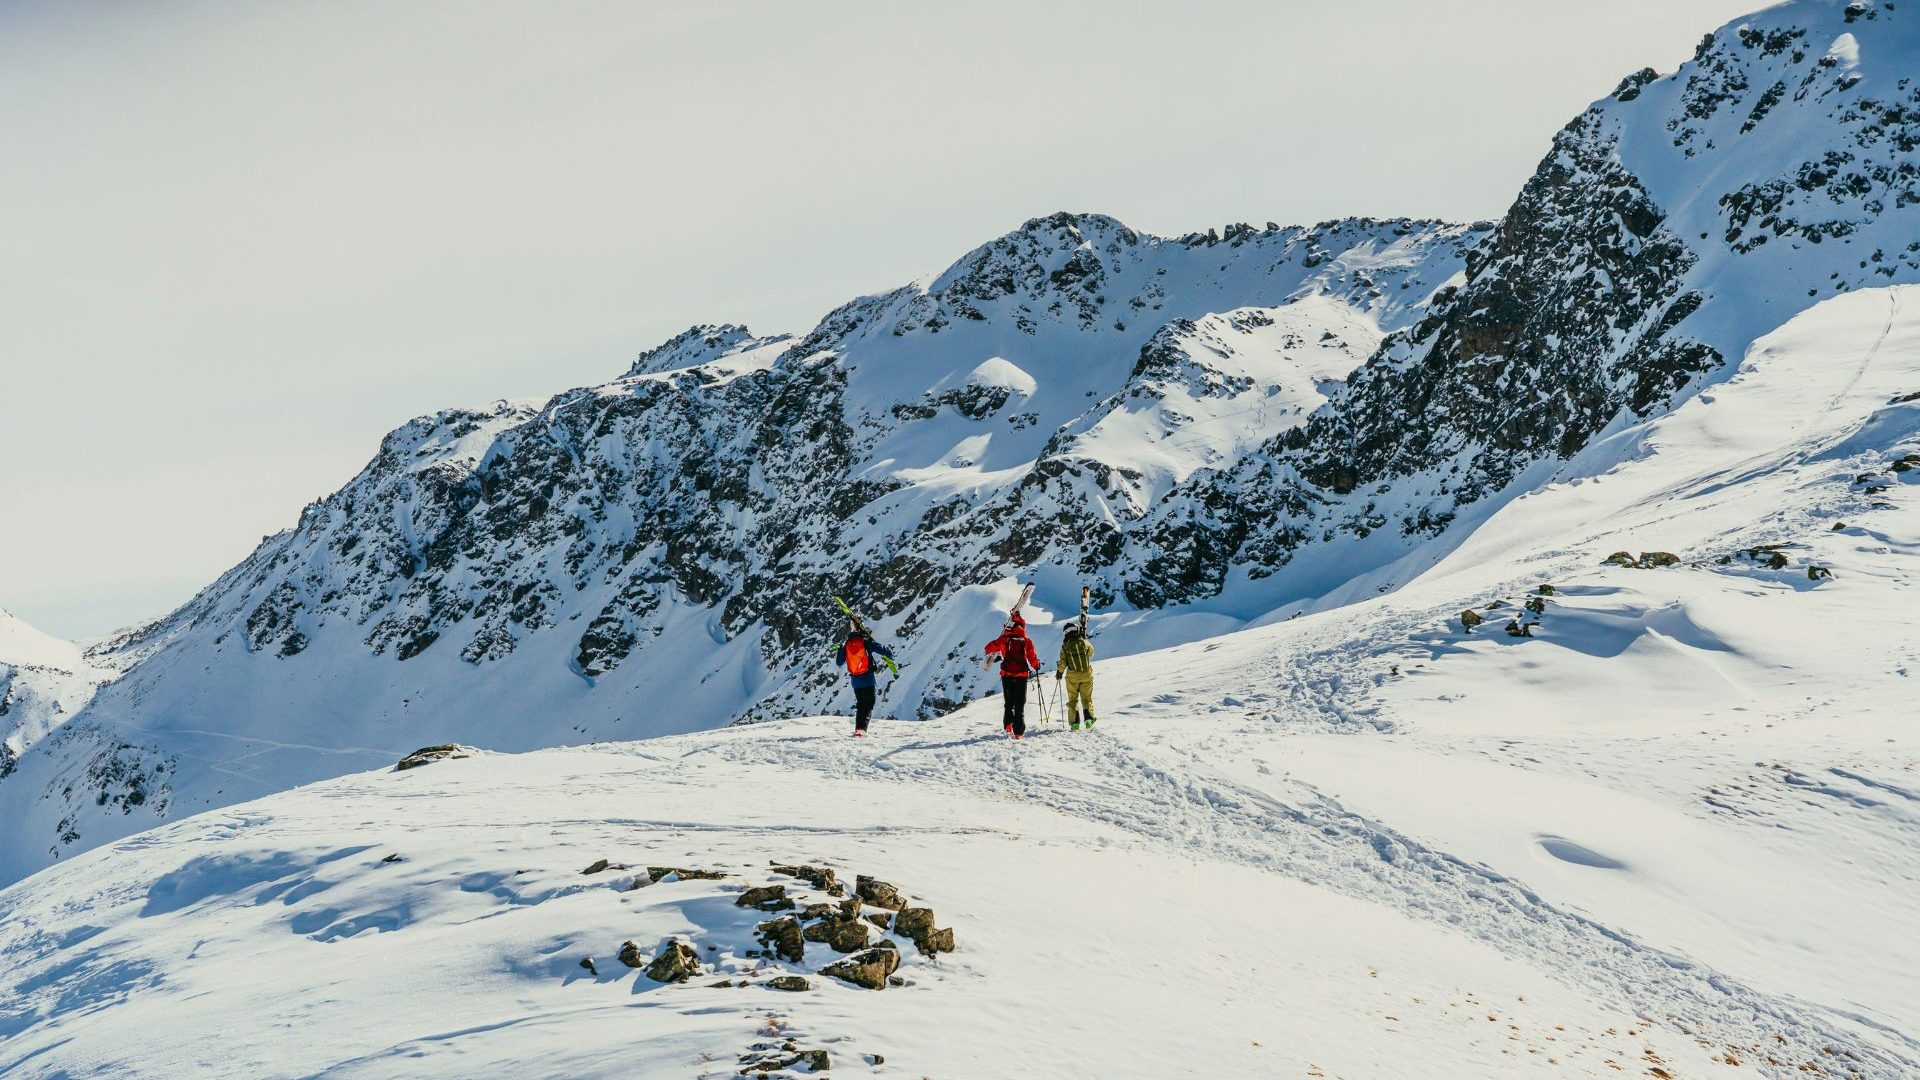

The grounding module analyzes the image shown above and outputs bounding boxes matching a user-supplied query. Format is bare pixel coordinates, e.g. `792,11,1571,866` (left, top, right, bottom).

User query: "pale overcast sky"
2,0,1760,639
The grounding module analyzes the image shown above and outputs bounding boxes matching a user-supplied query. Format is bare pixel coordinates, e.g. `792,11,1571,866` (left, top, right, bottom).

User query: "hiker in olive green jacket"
1056,623,1096,730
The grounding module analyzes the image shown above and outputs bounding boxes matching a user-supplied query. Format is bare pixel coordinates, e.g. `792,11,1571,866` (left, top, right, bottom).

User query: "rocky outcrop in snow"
0,609,108,781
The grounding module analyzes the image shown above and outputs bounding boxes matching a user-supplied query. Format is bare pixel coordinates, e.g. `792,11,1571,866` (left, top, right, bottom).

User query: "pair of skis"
978,582,1050,726
1044,585,1089,728
981,582,1037,673
1011,582,1089,628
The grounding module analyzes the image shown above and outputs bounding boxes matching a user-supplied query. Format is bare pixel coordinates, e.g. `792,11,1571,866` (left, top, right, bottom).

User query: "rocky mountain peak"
627,324,789,377
1123,0,1920,606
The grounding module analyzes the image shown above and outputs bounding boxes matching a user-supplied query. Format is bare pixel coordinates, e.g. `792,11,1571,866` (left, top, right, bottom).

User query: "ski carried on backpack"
832,595,897,674
1010,581,1034,617
983,581,1038,672
832,595,867,635
1079,585,1089,634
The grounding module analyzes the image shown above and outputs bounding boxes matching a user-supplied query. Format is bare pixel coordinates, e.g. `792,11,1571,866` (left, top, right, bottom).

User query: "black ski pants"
854,685,876,731
1001,674,1028,736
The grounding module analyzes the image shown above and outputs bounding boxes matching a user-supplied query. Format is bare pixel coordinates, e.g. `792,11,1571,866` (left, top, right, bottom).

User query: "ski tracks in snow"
1822,289,1901,419
686,613,1919,1078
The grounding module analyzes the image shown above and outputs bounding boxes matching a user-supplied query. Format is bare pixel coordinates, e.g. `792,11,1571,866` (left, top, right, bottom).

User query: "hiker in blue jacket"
835,628,895,737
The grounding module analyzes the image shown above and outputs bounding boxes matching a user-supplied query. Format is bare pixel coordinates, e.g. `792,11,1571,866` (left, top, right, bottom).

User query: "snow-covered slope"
5,286,1919,1076
5,0,1920,904
0,737,1855,1080
0,609,107,784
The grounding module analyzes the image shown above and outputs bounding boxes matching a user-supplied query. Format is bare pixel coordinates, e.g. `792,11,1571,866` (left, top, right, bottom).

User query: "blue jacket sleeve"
834,644,846,667
873,642,894,661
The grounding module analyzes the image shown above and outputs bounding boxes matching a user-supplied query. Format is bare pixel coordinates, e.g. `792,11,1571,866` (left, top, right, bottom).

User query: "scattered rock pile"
802,902,871,953
821,947,900,990
393,744,478,771
644,939,701,984
756,917,805,963
772,863,843,894
745,871,955,986
616,940,645,969
738,1046,829,1074
890,906,956,956
1718,544,1790,570
854,874,906,910
595,859,955,992
736,884,796,912
647,866,726,882
581,854,957,1071
1851,450,1915,508
736,1015,833,1074
1603,550,1679,569
1459,584,1554,637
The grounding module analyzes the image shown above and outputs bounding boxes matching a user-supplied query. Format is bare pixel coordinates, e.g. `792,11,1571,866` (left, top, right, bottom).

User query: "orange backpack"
845,637,870,676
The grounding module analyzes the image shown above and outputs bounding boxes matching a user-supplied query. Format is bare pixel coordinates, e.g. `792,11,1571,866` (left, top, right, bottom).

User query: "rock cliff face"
1137,0,1920,597
8,0,1920,881
101,213,1482,726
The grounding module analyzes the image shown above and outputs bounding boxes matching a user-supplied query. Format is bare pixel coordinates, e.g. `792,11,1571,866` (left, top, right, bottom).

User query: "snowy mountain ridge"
0,609,108,786
0,213,1485,881
4,0,1920,893
4,282,1918,1076
1130,0,1920,610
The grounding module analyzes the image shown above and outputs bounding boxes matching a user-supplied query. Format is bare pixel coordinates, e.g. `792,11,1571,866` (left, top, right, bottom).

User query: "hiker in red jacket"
983,612,1041,739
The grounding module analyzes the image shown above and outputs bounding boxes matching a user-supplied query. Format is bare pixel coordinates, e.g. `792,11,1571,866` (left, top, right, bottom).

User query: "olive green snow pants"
1063,669,1094,724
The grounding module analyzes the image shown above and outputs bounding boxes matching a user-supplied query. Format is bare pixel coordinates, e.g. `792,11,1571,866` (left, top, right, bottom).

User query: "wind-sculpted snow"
7,0,1920,885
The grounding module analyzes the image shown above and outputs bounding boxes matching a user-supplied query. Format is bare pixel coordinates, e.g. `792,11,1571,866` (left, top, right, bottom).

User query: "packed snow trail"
686,646,1915,1076
0,746,1767,1079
